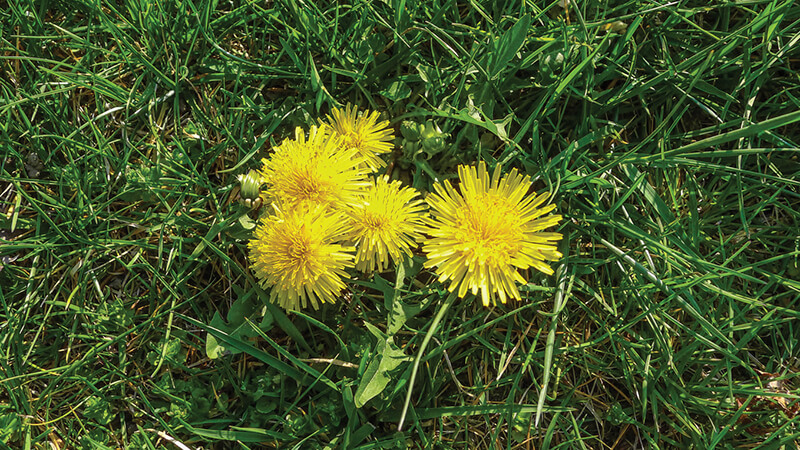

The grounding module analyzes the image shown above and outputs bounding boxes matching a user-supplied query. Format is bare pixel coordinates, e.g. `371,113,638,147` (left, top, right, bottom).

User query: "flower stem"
397,290,458,431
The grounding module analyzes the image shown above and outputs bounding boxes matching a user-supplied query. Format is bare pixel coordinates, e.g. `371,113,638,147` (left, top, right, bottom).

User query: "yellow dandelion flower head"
325,104,394,171
248,204,355,310
344,175,427,273
423,162,563,307
259,126,370,211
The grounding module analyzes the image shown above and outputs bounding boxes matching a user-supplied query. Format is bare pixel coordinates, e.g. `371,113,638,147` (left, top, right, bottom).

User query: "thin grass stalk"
397,290,458,431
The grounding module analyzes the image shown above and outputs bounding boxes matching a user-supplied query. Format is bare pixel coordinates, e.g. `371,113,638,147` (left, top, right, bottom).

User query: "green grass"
2,0,800,448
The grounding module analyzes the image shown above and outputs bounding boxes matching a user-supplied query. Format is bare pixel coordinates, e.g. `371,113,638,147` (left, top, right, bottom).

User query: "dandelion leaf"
354,323,411,408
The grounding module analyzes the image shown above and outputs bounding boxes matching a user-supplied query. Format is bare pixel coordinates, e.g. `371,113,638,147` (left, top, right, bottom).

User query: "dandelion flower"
325,104,394,171
423,162,563,307
345,176,427,272
249,205,354,310
259,126,370,211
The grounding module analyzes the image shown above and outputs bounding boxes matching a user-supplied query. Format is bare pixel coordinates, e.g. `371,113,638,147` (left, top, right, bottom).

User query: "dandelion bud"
238,170,263,202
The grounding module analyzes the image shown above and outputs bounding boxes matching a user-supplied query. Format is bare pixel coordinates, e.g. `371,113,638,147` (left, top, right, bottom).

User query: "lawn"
1,0,800,448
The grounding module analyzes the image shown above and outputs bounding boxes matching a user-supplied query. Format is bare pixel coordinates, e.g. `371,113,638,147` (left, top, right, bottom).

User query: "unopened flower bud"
238,170,263,202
